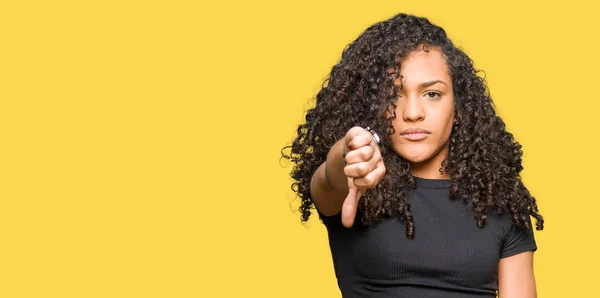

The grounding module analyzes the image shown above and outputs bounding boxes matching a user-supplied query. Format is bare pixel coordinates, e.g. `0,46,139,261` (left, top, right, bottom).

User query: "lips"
400,128,431,135
400,128,431,141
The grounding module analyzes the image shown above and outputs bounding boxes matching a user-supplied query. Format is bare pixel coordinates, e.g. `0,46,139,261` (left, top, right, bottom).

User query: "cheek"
440,115,454,139
434,105,454,137
389,112,402,131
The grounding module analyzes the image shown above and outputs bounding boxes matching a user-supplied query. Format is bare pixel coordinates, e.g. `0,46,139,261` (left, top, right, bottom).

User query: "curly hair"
281,13,544,238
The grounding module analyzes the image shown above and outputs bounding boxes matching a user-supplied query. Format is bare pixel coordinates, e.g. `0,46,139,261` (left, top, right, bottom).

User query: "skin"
498,251,537,297
388,48,454,179
309,47,536,297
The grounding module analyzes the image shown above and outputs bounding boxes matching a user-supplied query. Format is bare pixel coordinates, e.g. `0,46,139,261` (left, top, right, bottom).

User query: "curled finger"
352,164,386,189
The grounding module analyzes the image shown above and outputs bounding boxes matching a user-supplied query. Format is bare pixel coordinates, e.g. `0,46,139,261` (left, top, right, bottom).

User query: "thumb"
341,178,365,228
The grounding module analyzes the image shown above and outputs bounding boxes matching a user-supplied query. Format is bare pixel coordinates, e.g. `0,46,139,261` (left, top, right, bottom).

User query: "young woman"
282,13,544,297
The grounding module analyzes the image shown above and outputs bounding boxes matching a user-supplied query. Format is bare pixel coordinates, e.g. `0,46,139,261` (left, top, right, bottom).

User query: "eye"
425,91,442,100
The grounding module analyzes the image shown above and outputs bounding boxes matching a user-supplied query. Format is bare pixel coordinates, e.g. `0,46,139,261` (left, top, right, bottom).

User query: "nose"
402,96,425,122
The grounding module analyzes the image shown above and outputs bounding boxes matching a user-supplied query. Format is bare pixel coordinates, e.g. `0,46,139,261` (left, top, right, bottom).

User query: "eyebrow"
419,80,448,88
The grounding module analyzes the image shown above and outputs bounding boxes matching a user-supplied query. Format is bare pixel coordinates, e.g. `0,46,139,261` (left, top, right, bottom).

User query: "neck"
410,162,449,179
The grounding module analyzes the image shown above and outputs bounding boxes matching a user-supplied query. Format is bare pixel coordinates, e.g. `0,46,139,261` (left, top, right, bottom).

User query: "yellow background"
1,0,598,297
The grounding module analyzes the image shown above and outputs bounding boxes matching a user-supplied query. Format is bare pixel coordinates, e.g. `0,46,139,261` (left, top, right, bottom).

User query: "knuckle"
349,126,363,136
356,150,366,161
364,176,375,187
359,163,370,176
353,179,364,187
343,167,353,177
358,149,369,160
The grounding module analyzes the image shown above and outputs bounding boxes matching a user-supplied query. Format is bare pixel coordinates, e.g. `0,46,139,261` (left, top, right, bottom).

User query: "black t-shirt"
318,177,537,297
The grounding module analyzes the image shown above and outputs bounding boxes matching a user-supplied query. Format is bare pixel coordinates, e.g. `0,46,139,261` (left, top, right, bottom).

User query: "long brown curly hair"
281,13,544,238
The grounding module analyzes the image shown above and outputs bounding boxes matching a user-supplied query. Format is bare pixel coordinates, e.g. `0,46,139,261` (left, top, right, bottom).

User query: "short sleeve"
500,216,537,259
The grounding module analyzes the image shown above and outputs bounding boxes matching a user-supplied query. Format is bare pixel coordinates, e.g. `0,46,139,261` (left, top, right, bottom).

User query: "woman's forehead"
388,49,451,87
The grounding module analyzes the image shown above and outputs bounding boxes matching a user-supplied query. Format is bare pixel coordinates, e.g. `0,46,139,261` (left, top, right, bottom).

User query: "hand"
341,127,386,228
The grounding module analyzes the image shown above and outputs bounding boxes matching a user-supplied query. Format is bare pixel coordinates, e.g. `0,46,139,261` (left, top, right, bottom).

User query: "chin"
396,149,431,163
403,155,430,164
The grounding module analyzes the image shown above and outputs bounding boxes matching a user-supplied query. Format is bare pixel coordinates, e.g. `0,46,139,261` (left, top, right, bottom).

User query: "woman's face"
388,48,455,178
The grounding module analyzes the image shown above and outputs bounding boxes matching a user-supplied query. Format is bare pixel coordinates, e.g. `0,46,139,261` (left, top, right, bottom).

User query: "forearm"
310,138,349,216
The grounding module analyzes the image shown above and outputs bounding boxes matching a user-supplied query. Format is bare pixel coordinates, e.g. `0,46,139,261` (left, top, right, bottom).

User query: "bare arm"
310,127,386,227
309,138,349,217
498,251,537,298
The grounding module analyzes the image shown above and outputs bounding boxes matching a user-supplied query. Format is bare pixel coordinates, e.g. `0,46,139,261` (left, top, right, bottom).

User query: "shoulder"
487,212,537,259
